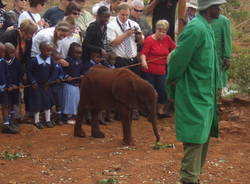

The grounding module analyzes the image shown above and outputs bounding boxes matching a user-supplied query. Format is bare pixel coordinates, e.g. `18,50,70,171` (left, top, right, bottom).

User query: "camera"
133,26,141,35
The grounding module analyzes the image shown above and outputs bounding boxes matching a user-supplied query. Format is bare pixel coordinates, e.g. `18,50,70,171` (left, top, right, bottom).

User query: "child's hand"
32,83,38,89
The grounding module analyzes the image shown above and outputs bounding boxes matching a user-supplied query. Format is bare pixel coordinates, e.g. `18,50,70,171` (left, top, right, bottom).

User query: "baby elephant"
74,65,160,145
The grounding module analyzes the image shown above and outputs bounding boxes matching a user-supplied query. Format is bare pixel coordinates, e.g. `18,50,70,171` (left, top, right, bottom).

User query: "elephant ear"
112,76,137,109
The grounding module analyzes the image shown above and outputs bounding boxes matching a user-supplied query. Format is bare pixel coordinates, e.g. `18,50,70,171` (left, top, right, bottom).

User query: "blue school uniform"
27,55,55,112
62,56,84,115
0,58,8,105
101,61,115,69
5,57,23,105
51,63,64,112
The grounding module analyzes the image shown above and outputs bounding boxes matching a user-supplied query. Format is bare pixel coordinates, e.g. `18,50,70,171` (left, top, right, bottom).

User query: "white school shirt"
107,17,141,59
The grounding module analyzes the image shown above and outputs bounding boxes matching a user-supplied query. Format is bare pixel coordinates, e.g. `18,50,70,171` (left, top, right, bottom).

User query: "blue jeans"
141,72,167,104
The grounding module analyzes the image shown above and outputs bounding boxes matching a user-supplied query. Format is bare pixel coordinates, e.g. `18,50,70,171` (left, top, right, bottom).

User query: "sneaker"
2,124,18,134
34,122,43,129
67,119,76,125
44,121,54,128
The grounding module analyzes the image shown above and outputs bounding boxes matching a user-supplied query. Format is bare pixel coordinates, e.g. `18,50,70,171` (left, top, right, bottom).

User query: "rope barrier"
2,56,167,91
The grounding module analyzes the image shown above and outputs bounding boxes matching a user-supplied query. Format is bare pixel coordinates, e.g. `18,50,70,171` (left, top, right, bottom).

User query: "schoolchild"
27,41,56,129
62,42,84,123
0,42,18,133
4,42,23,127
101,51,116,69
50,51,65,125
82,50,103,74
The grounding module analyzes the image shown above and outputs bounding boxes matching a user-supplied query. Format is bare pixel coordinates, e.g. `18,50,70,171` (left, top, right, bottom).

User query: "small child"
4,42,23,128
101,51,116,69
82,50,103,74
62,42,84,124
27,41,56,129
50,51,65,125
0,42,18,134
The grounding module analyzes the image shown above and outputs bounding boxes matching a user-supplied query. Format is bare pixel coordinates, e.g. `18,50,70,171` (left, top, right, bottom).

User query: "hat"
198,0,226,10
186,0,198,9
0,0,6,8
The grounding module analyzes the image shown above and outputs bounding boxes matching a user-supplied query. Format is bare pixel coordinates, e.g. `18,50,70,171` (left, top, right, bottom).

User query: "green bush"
228,49,250,93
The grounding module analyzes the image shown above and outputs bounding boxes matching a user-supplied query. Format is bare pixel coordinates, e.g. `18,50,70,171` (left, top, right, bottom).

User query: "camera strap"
116,17,131,32
27,11,37,23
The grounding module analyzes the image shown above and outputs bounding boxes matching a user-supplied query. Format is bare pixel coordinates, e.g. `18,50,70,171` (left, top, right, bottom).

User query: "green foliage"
98,177,119,184
222,0,249,23
153,142,175,150
228,49,250,93
231,11,249,23
0,151,25,160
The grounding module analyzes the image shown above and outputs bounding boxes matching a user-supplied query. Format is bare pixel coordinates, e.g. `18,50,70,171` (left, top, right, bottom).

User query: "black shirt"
82,20,108,62
151,0,178,40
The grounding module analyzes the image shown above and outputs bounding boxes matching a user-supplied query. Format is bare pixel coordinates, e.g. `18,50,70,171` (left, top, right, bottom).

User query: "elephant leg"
91,110,105,138
119,107,133,145
74,107,86,137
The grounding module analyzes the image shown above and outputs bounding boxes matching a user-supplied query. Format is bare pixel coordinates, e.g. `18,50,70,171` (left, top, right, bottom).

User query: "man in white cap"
186,0,198,23
165,0,227,183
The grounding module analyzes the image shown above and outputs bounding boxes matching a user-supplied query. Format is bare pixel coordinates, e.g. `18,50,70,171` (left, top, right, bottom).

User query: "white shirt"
107,17,141,58
58,34,81,59
18,11,41,29
31,27,56,57
92,1,110,16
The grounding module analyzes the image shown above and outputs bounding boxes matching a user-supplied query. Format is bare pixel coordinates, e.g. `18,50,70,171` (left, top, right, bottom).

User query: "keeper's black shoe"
2,124,19,134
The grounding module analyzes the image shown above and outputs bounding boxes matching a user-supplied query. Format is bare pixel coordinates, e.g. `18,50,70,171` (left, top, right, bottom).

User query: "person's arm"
167,24,201,82
145,0,159,15
140,37,151,69
222,17,232,70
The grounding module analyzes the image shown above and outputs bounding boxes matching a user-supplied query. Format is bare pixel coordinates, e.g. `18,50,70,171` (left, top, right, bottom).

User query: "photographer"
145,0,178,40
107,2,143,75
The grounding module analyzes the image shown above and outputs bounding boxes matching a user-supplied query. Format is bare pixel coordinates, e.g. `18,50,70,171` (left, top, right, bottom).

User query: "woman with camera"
140,19,175,118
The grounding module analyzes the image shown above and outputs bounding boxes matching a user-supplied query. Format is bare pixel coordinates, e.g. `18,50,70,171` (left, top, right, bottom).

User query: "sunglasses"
72,12,80,16
20,0,28,2
133,8,143,13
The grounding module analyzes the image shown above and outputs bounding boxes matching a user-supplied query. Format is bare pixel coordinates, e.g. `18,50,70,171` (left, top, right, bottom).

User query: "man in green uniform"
211,15,232,91
165,0,227,183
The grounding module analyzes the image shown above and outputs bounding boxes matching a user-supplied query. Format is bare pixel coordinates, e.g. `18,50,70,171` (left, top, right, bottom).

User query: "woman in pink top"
140,19,175,118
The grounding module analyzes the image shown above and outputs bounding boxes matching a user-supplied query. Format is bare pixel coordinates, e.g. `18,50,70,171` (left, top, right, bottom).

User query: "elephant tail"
152,122,160,143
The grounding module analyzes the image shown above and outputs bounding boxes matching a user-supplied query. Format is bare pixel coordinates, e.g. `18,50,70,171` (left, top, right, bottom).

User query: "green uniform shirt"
166,14,219,144
211,15,232,88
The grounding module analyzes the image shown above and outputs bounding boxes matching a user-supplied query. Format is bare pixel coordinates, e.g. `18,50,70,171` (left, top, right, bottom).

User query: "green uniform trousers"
180,140,210,184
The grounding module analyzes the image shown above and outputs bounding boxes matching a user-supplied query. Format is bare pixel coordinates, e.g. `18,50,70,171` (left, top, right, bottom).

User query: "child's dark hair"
28,0,47,7
67,42,82,57
97,6,109,16
39,41,54,52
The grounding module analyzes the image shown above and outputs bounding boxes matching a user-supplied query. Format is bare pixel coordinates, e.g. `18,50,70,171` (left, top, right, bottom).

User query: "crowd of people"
0,0,232,183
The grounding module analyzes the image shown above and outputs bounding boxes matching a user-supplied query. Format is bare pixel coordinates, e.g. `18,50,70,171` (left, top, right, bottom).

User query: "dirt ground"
0,96,250,184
